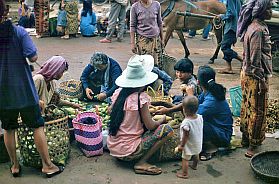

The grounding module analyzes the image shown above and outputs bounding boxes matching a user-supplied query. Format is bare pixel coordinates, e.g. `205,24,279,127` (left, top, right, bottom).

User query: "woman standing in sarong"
237,0,273,157
34,0,50,38
130,0,163,68
61,0,78,39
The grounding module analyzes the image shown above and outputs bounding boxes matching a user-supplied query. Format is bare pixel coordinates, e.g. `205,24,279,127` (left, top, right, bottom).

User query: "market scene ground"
0,1,279,184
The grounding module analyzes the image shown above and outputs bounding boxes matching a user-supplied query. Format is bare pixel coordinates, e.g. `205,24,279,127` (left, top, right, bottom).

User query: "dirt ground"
1,2,279,183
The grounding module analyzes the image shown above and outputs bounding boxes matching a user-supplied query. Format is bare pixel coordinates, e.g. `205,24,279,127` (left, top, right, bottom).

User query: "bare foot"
176,172,189,179
134,163,162,175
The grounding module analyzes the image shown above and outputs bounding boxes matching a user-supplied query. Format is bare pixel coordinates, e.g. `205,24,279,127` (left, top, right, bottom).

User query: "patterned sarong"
64,0,78,35
34,0,50,37
118,124,174,161
136,35,163,69
240,71,268,146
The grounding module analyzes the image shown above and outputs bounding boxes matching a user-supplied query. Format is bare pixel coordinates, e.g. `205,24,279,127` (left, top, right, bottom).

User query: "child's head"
174,58,194,82
182,96,199,116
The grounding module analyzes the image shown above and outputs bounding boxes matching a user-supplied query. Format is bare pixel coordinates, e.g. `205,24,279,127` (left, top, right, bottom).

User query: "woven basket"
146,84,173,104
72,112,103,157
251,151,279,183
58,79,83,99
17,112,70,168
161,52,177,79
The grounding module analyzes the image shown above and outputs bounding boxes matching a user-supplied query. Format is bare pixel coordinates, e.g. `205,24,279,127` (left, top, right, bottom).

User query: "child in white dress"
175,96,203,179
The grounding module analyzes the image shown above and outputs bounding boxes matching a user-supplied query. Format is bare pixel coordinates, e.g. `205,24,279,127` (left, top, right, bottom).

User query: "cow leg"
176,29,190,58
163,26,174,49
209,27,223,64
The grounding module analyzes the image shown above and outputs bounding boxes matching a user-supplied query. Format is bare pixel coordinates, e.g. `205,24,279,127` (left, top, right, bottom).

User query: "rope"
182,0,218,17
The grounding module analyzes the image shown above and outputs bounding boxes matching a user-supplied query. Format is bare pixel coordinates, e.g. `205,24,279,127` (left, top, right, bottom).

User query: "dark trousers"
221,30,238,63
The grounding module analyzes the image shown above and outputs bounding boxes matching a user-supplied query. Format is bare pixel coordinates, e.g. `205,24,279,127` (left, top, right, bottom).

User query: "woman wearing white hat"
107,55,174,175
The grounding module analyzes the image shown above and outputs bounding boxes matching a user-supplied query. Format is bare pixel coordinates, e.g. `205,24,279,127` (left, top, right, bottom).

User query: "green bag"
49,17,57,37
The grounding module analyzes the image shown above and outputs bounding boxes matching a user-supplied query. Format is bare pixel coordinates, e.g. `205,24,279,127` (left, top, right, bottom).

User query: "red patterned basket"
72,112,103,157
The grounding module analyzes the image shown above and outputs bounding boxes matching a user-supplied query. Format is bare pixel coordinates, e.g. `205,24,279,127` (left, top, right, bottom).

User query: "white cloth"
180,114,203,156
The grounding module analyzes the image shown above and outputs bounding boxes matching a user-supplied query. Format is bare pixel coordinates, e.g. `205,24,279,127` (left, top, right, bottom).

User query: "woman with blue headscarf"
237,0,273,158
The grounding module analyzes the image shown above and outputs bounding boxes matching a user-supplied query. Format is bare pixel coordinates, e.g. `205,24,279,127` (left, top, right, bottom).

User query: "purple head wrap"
237,0,270,41
37,56,69,81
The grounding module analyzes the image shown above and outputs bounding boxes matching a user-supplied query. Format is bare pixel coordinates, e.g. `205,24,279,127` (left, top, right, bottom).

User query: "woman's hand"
85,88,93,100
186,85,194,96
131,43,137,54
71,103,82,110
155,106,169,115
97,92,107,101
39,100,45,114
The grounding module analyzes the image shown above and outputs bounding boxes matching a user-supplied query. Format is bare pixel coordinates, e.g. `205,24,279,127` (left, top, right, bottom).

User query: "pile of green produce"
93,103,110,130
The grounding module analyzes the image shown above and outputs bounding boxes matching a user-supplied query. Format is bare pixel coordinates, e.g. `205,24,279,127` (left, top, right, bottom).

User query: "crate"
229,86,242,117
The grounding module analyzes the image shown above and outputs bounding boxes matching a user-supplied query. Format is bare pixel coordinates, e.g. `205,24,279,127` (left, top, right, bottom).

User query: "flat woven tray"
250,151,279,183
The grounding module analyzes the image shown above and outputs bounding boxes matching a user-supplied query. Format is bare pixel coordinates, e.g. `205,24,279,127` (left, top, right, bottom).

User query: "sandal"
245,152,254,158
200,153,213,161
61,35,70,39
45,166,64,178
10,165,22,177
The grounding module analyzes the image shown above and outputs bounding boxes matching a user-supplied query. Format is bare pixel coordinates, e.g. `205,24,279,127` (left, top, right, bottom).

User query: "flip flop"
218,70,235,74
45,166,64,178
134,165,162,175
176,172,189,179
245,152,254,158
200,153,212,161
10,165,22,177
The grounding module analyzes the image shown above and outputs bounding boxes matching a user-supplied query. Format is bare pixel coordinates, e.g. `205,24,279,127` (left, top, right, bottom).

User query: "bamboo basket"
146,84,173,104
58,79,83,99
17,109,70,168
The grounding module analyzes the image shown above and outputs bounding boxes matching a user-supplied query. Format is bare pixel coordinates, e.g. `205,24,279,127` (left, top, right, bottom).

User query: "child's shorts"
182,151,196,161
0,105,44,130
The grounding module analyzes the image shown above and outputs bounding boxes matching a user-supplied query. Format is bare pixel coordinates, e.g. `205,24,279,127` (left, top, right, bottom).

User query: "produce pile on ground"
233,99,279,133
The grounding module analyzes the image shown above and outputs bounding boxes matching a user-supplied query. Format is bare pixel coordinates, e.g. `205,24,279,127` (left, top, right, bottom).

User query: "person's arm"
141,103,166,130
177,129,189,152
20,27,38,62
104,59,122,97
58,99,81,109
157,3,164,42
219,0,235,21
80,64,93,90
130,4,137,53
156,103,183,114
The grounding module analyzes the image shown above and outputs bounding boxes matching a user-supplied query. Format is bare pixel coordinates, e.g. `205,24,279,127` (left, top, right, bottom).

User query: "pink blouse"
107,88,150,157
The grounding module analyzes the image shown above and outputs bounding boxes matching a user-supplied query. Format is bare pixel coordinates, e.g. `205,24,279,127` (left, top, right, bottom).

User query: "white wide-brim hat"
116,55,158,88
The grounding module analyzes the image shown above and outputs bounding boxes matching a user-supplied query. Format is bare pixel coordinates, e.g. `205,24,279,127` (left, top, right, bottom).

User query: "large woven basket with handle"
58,79,83,99
17,105,70,168
161,52,177,79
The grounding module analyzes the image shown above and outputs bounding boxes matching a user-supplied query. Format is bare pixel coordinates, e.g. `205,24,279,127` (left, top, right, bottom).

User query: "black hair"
108,87,141,136
0,0,13,53
174,58,194,74
182,96,199,115
59,2,62,10
81,0,92,17
197,65,226,101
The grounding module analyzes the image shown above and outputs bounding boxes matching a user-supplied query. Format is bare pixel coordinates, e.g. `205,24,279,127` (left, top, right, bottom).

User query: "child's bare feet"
176,172,188,179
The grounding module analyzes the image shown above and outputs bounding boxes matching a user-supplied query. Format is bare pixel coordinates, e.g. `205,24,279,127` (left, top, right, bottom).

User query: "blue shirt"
220,0,242,34
197,92,233,144
80,11,97,36
80,58,122,97
0,23,39,109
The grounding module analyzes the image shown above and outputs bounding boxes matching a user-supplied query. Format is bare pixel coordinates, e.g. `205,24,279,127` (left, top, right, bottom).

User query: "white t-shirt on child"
180,114,203,156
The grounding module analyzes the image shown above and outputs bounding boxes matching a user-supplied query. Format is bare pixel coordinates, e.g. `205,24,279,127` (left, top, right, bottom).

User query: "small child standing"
56,3,67,36
175,95,203,179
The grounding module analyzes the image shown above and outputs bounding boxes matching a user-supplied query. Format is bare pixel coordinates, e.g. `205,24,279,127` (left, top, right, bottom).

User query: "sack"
161,52,177,80
146,84,173,104
72,112,103,157
58,79,83,99
17,106,70,168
